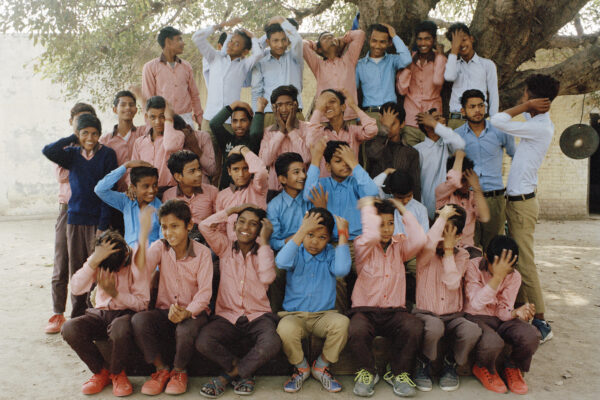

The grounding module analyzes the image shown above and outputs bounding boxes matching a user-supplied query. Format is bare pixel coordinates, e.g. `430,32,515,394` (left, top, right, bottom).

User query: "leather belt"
483,188,506,198
362,106,381,113
506,192,536,202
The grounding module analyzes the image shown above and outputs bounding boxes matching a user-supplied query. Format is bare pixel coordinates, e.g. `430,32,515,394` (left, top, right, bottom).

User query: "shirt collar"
280,190,298,206
301,243,329,261
323,121,348,133
159,53,182,64
161,238,196,258
176,184,203,197
232,241,259,255
460,52,480,64
464,120,490,138
112,124,137,137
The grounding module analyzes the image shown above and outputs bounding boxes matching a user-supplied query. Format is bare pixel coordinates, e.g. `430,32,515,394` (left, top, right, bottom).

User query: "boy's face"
227,34,249,58
113,96,137,121
457,32,474,58
165,34,185,55
379,213,395,245
486,254,515,275
69,111,92,134
386,116,404,141
176,159,203,187
416,31,434,54
235,210,261,244
279,161,306,191
462,97,485,123
160,213,192,249
76,126,100,152
147,107,166,134
369,30,390,58
303,224,330,255
394,192,413,206
327,155,352,181
228,159,251,187
323,93,345,120
318,33,340,56
231,110,250,138
134,176,158,205
273,95,297,123
266,31,289,57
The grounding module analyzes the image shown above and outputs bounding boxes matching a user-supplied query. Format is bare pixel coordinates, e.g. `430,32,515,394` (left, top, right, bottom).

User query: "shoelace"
505,368,520,382
383,370,394,381
354,369,374,385
481,367,495,384
112,373,130,387
171,372,185,382
395,372,416,387
151,370,169,381
89,373,107,384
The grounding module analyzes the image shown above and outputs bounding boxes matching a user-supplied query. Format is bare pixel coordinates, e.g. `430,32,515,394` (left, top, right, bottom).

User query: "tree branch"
547,32,600,49
275,0,336,24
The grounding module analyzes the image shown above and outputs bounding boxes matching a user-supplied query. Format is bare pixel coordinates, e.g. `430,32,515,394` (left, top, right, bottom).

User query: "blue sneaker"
532,318,553,344
283,367,310,393
311,360,342,392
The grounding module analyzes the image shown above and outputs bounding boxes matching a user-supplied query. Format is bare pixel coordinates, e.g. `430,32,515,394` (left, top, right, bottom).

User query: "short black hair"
76,113,102,134
323,140,348,163
265,23,285,39
231,107,252,121
322,89,346,105
225,152,246,169
525,74,560,101
486,235,519,264
383,169,414,196
275,152,304,177
375,199,396,216
159,199,192,225
95,231,130,272
380,102,406,124
173,114,188,131
167,150,199,176
446,155,475,172
113,90,136,107
287,18,299,29
233,29,252,50
218,32,228,46
460,89,486,108
417,107,437,134
130,166,159,186
435,203,467,234
445,22,471,41
236,206,267,231
308,207,335,236
271,84,299,105
415,20,438,38
157,26,182,48
146,96,166,111
70,103,97,119
369,23,390,38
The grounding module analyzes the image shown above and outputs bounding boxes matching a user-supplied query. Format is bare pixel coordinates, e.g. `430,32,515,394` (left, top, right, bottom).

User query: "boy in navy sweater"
43,113,118,317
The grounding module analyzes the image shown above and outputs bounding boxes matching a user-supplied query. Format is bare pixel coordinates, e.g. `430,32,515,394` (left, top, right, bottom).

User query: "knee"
424,318,445,341
482,331,504,354
405,315,424,338
515,326,540,354
276,317,302,339
60,318,78,343
108,317,133,341
327,315,350,335
131,311,151,334
348,316,370,339
462,322,483,344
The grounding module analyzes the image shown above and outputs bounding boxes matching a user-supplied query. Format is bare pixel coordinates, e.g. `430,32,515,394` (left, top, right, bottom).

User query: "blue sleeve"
352,165,379,198
42,134,78,169
267,199,285,251
275,240,300,271
94,165,129,211
391,36,412,69
331,244,351,277
503,132,516,158
303,164,321,201
98,149,119,231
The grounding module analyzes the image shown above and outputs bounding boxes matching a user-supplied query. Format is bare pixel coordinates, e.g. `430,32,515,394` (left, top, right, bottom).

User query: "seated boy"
42,113,118,318
61,231,148,396
349,197,427,397
197,205,281,397
95,161,162,246
435,150,490,251
132,201,213,395
276,209,351,393
215,145,268,241
413,204,482,392
465,235,539,395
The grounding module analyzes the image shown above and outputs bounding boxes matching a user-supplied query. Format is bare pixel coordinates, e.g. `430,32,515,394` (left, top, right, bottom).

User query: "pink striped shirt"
463,257,522,321
200,210,275,324
55,165,71,204
162,183,218,226
352,205,427,308
192,130,217,180
100,125,148,191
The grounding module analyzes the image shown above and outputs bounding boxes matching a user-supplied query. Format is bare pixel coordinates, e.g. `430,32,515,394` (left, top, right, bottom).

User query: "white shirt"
490,111,554,196
444,53,499,115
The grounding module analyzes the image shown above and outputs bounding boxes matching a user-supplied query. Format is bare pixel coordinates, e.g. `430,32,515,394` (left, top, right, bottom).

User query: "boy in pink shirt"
197,204,281,397
435,150,490,251
413,204,482,392
465,235,539,395
61,231,148,397
132,201,214,396
349,197,427,397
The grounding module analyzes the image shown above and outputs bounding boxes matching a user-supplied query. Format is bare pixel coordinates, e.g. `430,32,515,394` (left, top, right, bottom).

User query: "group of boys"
42,12,560,398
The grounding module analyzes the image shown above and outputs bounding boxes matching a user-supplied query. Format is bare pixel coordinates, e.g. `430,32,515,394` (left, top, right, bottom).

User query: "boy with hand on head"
61,231,148,397
43,113,118,318
349,197,426,397
132,201,213,396
197,204,281,397
465,235,539,395
412,204,482,392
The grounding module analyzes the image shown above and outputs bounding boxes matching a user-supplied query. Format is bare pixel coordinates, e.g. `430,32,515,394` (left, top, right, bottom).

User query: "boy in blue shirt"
94,160,162,247
276,208,351,393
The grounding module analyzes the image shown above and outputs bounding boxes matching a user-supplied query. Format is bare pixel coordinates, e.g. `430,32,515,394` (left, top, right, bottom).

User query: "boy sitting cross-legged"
275,208,351,393
349,197,427,397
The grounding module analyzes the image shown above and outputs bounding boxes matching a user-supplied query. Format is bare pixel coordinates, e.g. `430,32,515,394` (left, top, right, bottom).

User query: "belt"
449,112,464,120
507,192,536,202
362,106,381,113
483,188,505,198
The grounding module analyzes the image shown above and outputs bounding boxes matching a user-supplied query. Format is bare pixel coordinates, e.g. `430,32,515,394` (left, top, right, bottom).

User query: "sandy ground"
0,215,598,400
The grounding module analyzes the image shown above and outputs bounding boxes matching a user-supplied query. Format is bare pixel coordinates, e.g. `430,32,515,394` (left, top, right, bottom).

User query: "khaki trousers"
447,118,466,130
475,193,507,250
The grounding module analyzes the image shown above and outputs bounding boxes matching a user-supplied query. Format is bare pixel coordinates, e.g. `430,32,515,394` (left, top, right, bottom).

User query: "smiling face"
165,34,185,55
176,159,203,188
279,161,306,193
160,213,192,249
231,110,250,138
235,210,261,245
273,94,297,123
303,224,330,255
462,96,486,123
369,30,390,58
227,159,251,187
266,31,289,58
458,33,475,58
327,155,352,182
416,31,434,54
379,213,395,245
227,33,249,59
134,176,158,205
322,92,345,120
147,107,166,135
70,111,92,134
76,126,100,152
113,96,137,122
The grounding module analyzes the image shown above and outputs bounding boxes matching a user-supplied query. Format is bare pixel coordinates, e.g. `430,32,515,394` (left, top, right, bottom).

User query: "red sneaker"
141,369,171,395
45,314,66,334
165,370,188,395
81,369,111,395
111,370,133,397
504,367,528,395
472,364,507,393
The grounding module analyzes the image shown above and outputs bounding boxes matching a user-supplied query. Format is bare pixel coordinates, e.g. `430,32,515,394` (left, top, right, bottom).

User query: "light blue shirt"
94,165,162,246
276,241,351,312
455,120,515,192
251,20,303,113
356,36,411,107
304,164,379,240
267,190,312,251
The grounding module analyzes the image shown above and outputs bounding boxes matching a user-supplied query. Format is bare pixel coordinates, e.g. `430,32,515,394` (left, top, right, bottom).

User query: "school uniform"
99,125,148,192
162,183,218,227
52,164,71,314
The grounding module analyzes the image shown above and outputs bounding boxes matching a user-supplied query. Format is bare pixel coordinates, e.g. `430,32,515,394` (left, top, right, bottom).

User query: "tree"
2,0,598,109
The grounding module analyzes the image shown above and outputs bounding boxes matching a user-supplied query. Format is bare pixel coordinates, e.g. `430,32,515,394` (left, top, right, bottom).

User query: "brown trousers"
51,205,69,314
66,224,96,318
474,193,506,251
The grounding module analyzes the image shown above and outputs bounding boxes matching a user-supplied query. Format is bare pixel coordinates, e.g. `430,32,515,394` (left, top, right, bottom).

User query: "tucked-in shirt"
356,35,411,107
95,165,162,246
444,53,499,115
251,20,304,112
267,190,313,251
415,216,474,315
463,258,522,321
56,164,71,204
259,121,311,191
142,54,203,120
142,239,213,317
490,112,554,196
100,125,148,192
352,205,427,308
414,124,466,219
276,241,351,312
162,184,218,226
455,121,515,192
435,169,479,247
193,25,264,121
303,30,365,121
397,52,447,127
304,164,379,240
200,210,275,324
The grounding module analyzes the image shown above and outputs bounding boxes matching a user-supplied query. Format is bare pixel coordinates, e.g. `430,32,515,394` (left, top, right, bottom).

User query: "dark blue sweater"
42,134,118,230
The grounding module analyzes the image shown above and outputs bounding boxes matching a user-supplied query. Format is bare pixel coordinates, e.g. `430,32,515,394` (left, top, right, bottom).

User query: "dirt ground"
0,215,598,400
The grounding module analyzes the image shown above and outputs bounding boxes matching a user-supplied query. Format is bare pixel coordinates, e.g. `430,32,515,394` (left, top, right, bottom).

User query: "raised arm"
248,103,266,152
302,40,320,75
432,52,447,87
440,224,463,290
354,199,382,271
302,138,326,201
240,146,268,197
162,105,185,152
389,30,412,69
443,31,462,82
209,106,235,149
42,134,78,169
435,150,464,208
434,122,465,150
192,25,220,63
390,198,427,260
134,206,160,272
198,209,231,257
489,98,553,139
94,164,133,211
342,29,366,64
255,219,276,284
